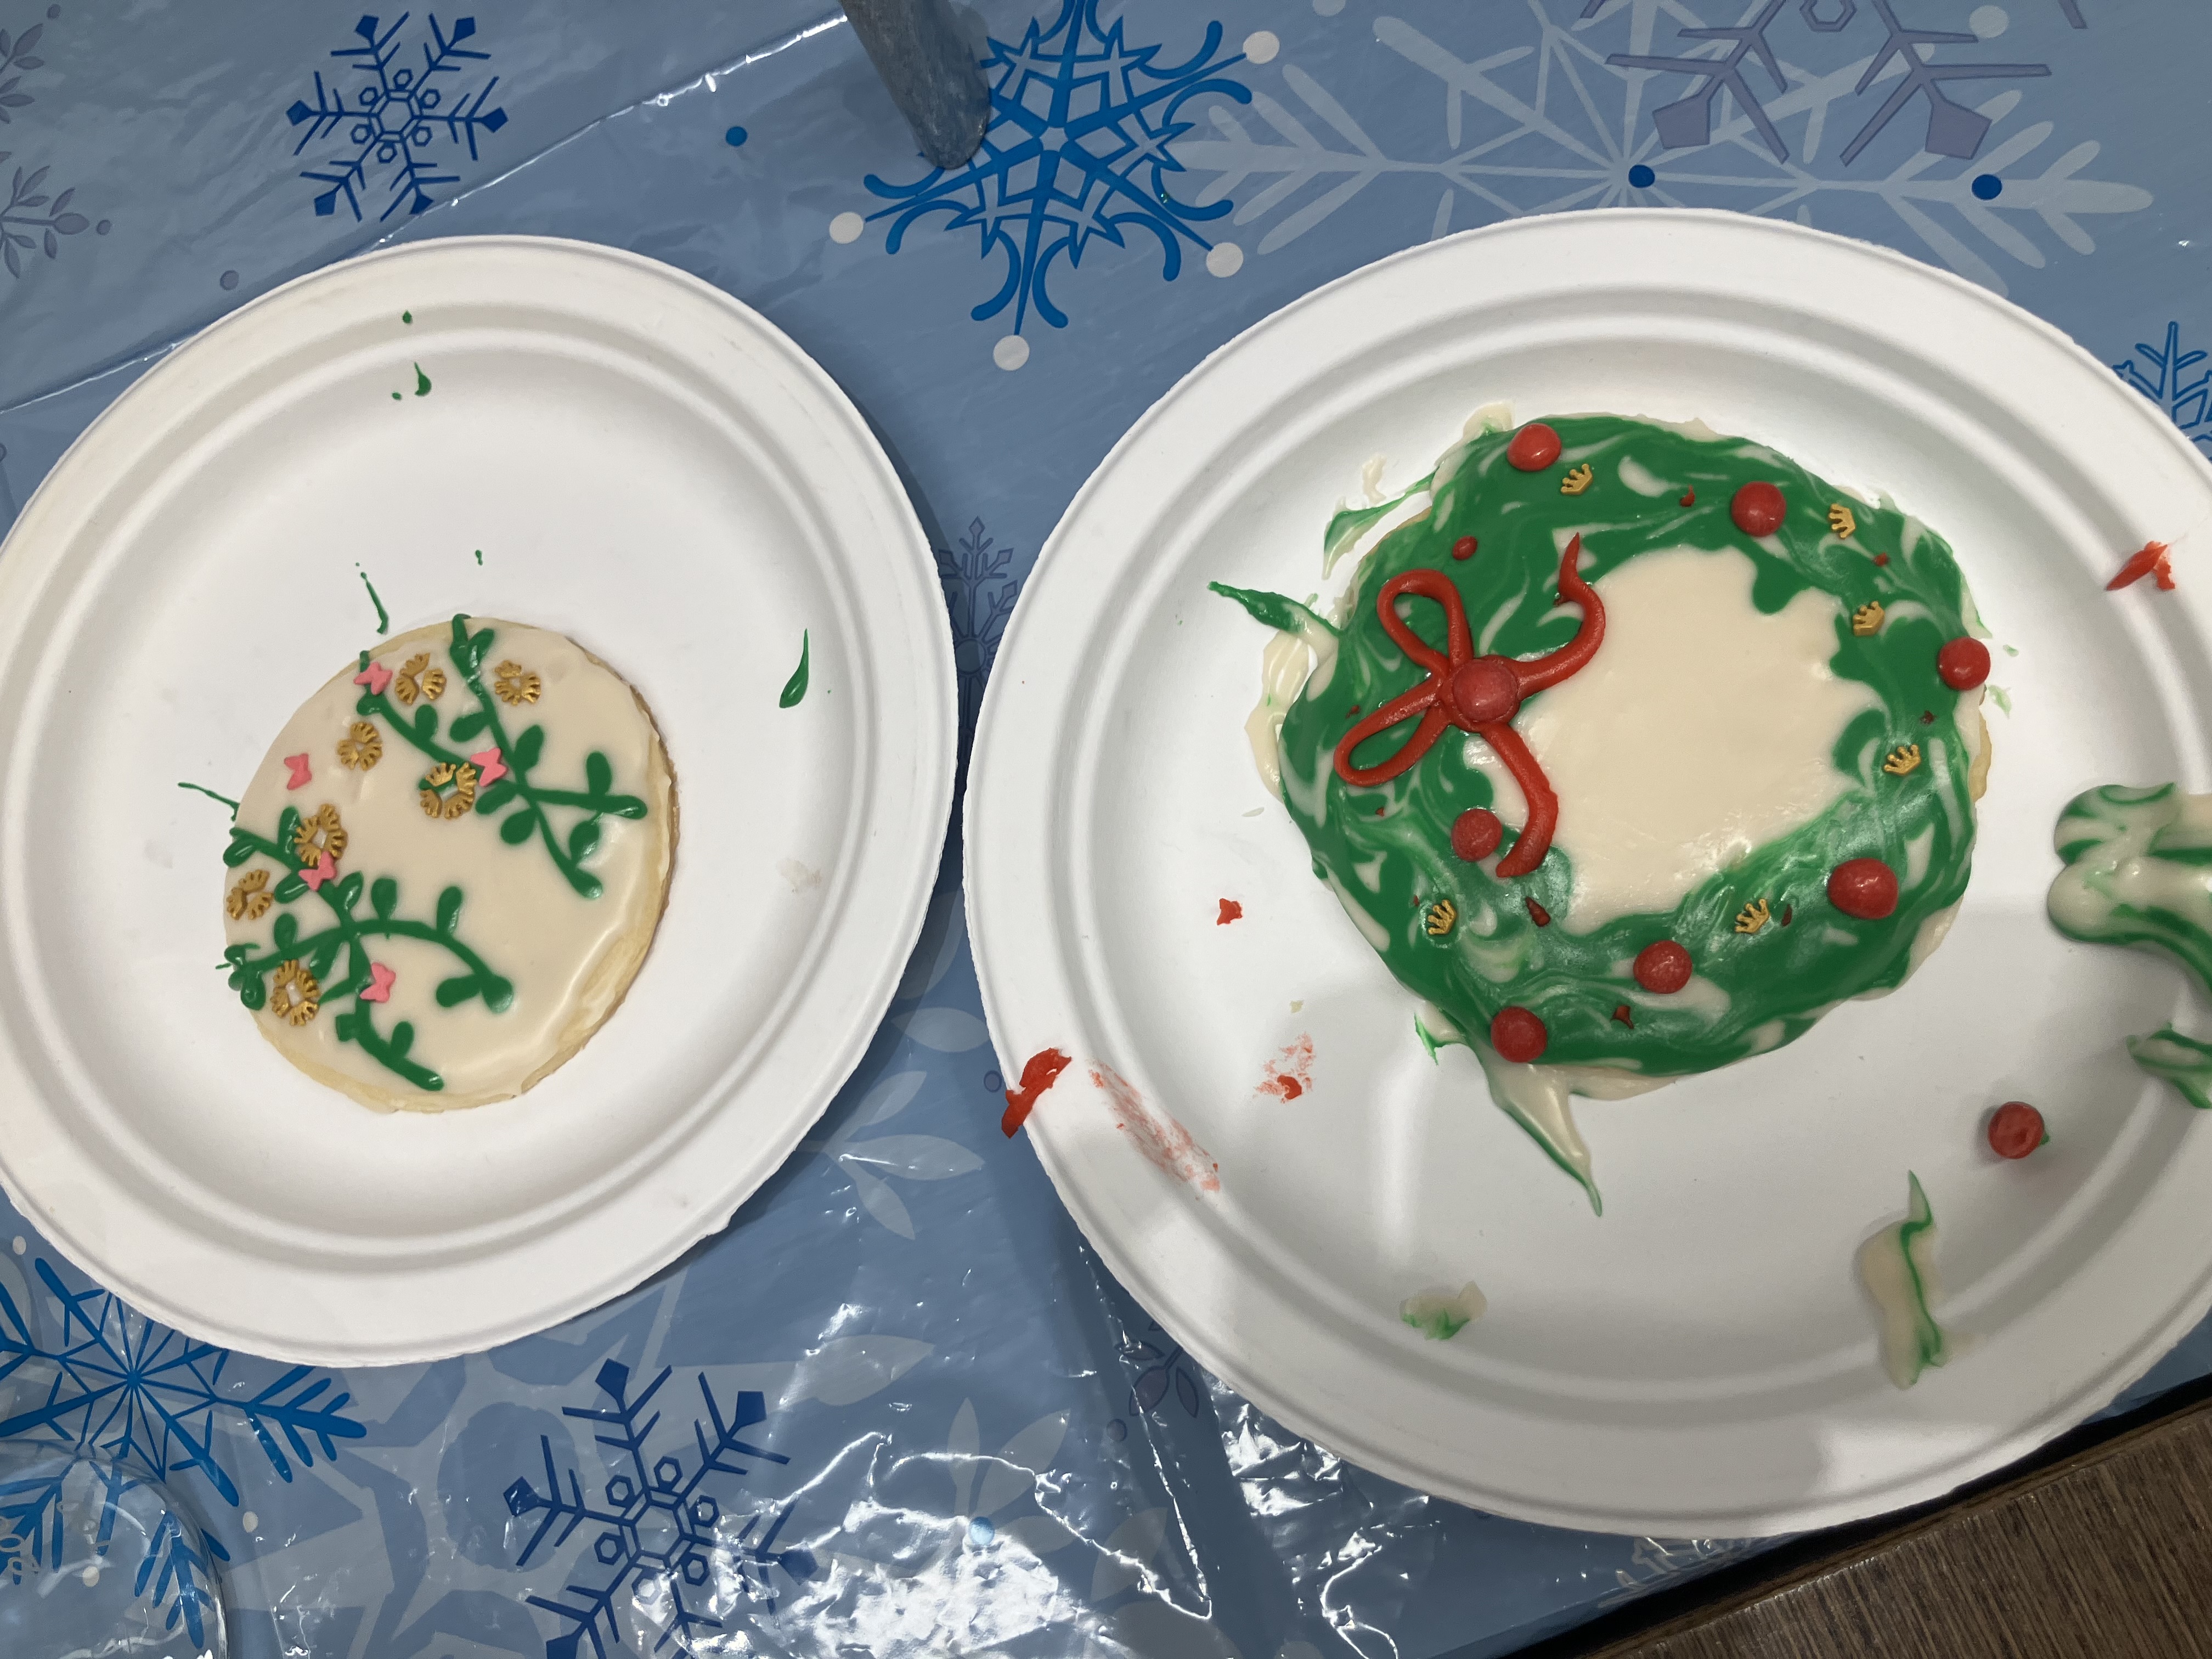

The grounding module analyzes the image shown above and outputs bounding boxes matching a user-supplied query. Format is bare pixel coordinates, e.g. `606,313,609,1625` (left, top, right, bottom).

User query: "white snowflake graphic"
803,1067,983,1240
285,11,509,221
1180,0,2150,295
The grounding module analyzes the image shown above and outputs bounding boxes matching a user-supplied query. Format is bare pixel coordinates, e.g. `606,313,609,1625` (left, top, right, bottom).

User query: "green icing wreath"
1221,413,1987,1116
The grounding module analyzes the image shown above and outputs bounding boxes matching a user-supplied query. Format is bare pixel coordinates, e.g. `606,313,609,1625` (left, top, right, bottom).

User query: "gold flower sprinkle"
290,803,347,867
493,661,542,706
392,654,447,706
420,761,481,821
1828,503,1857,538
226,869,273,921
336,720,383,771
1424,898,1458,938
1734,898,1771,935
269,960,321,1026
1850,601,1885,636
1560,462,1595,496
1883,743,1923,776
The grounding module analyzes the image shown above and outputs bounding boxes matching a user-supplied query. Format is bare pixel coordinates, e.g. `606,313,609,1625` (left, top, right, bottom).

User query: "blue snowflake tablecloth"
5,3,2212,1656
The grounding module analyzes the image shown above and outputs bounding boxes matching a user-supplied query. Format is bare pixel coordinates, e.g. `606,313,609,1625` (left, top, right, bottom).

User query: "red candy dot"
1988,1101,2045,1160
1937,636,1990,691
1452,807,1504,862
1633,940,1694,994
1828,857,1899,919
1506,422,1562,472
1491,1006,1548,1063
1731,481,1786,536
1452,535,1478,560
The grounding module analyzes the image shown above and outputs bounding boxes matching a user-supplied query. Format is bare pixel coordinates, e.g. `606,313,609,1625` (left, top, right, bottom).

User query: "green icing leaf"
272,912,300,955
585,752,613,797
448,708,490,744
568,817,601,862
512,723,545,771
1208,581,1334,637
501,808,538,845
371,877,398,919
436,885,464,934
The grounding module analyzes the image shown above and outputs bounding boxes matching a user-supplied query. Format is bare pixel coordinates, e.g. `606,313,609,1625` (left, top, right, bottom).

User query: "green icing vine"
353,616,648,899
222,810,513,1092
1225,414,1983,1079
2127,1025,2212,1110
2048,783,2212,995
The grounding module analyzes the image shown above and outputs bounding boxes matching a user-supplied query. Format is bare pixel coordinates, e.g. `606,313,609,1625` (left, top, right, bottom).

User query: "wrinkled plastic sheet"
4,2,2211,1656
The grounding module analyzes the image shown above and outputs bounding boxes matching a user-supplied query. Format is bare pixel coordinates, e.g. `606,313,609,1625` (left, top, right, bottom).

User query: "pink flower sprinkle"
470,747,509,786
353,661,394,696
300,851,337,892
360,962,397,1003
283,753,313,790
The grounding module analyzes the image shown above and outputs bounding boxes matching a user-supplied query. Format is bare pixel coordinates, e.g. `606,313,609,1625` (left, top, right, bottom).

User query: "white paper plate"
0,237,955,1365
966,210,2212,1537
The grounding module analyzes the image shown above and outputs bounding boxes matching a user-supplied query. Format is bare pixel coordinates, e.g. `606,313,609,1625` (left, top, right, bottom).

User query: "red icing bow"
1333,535,1605,878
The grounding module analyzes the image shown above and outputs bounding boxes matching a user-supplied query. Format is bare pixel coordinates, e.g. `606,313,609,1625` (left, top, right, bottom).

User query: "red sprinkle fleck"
1829,857,1899,920
1216,899,1243,926
1678,488,1696,508
1001,1047,1073,1138
1921,709,1935,724
1491,1006,1548,1063
1731,481,1786,537
1526,896,1551,927
1873,553,1890,566
1633,940,1693,994
1451,806,1504,862
1506,422,1563,472
1255,1034,1314,1103
1452,535,1478,560
1937,636,1991,691
1988,1101,2045,1160
1347,705,1362,718
2107,540,2174,592
1611,1004,1634,1028
1375,805,1387,817
1780,904,1793,927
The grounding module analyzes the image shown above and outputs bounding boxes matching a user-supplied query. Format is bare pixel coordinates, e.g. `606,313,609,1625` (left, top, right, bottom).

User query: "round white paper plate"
0,237,955,1366
966,210,2212,1536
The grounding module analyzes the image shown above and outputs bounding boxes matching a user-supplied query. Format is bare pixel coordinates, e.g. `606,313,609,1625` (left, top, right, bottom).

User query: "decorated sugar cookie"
221,616,676,1111
1218,413,1990,1203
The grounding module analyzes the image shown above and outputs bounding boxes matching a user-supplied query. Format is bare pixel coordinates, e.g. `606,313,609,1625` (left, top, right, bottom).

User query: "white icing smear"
1511,546,1880,933
1472,1046,1668,1211
1401,1282,1487,1339
1857,1173,1948,1389
2050,788,2212,944
1613,454,1672,497
1241,611,1340,797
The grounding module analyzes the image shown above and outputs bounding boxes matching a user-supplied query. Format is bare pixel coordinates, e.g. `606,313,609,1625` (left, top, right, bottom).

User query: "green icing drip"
2049,783,2212,995
2127,1025,2212,1110
402,310,413,324
358,568,390,634
177,781,240,815
780,630,810,708
1254,414,1982,1085
222,817,513,1092
353,617,650,900
1208,581,1336,638
412,362,432,397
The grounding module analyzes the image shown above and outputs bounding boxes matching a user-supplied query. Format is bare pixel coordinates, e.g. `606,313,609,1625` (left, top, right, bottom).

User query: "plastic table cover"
3,3,2211,1656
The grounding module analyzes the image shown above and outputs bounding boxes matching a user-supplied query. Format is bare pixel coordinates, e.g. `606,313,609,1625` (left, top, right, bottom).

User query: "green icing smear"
411,362,432,397
1217,414,1984,1191
2049,783,2212,993
2128,1025,2212,1110
358,567,390,634
780,630,810,708
1858,1171,1948,1389
1400,1282,1486,1340
177,781,240,815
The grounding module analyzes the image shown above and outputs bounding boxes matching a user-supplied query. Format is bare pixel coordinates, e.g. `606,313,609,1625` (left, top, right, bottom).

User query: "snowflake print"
2115,321,2212,459
862,0,1251,344
804,1068,982,1240
285,12,509,221
936,518,1020,763
504,1358,814,1658
1122,1321,1206,1419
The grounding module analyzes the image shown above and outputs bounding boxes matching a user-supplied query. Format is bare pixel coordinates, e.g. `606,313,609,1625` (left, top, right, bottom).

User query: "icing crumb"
1401,1282,1487,1340
1216,898,1243,925
2107,540,2174,591
1255,1034,1313,1102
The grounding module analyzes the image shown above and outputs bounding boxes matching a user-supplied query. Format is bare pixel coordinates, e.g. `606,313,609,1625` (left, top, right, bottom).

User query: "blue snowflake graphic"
2115,321,2212,459
2,1456,228,1645
1608,0,1791,159
0,1250,363,1640
863,0,1251,337
285,12,508,221
505,1358,816,1658
936,518,1020,762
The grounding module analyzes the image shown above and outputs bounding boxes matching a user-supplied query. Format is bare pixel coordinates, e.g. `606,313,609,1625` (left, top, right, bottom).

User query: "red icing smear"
1334,535,1605,877
1000,1048,1073,1138
2107,540,2175,591
1093,1065,1220,1192
1216,898,1243,926
1255,1034,1314,1102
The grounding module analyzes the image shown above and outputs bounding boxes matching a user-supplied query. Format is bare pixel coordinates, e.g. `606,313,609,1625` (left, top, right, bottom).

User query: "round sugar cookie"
219,616,676,1111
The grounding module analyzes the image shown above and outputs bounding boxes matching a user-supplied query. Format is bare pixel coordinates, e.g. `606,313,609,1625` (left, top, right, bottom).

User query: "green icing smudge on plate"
780,630,810,708
1400,1282,1486,1340
1858,1172,1947,1389
2128,1026,2212,1110
357,568,390,633
2049,783,2212,993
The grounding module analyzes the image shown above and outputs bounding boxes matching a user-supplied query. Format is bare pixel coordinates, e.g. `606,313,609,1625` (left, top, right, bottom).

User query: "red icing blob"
1001,1048,1073,1138
1525,896,1551,927
1828,857,1899,919
1937,636,1990,690
1988,1101,2045,1160
1506,422,1562,471
2106,540,2174,591
1452,807,1504,862
1633,940,1693,994
1491,1006,1548,1063
1216,899,1243,926
1452,535,1478,560
1730,481,1786,537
